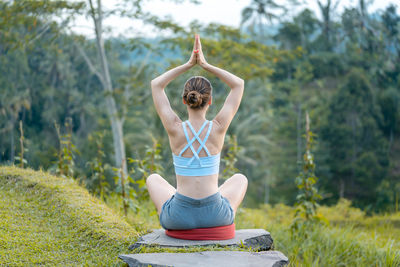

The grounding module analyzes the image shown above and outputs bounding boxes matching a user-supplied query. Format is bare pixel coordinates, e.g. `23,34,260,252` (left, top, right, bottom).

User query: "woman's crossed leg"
146,174,176,217
218,173,248,216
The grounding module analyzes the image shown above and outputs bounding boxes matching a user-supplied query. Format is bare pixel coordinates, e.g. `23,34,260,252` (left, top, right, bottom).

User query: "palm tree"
240,0,287,42
316,0,340,51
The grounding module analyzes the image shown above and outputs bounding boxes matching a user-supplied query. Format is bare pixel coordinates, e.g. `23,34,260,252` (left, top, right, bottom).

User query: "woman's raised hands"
195,34,208,67
186,34,208,68
187,34,199,67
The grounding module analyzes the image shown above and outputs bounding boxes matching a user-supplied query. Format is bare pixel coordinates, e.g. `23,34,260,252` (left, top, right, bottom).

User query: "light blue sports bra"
172,119,220,176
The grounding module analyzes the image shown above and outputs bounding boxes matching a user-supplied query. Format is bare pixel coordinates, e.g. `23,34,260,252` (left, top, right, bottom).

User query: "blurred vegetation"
1,0,400,215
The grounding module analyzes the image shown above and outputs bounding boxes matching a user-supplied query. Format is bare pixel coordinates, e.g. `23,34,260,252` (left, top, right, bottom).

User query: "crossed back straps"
178,120,213,165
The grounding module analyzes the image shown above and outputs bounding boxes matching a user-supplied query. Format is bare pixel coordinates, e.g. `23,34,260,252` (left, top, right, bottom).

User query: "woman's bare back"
168,118,225,198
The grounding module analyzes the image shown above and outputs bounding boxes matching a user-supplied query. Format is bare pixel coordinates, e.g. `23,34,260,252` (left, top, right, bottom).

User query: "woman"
146,34,248,230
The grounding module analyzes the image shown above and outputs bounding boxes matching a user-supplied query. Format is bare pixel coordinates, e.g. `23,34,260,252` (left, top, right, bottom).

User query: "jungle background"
2,0,399,213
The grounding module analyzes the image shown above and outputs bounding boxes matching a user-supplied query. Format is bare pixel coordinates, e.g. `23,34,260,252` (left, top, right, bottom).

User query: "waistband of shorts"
174,191,221,206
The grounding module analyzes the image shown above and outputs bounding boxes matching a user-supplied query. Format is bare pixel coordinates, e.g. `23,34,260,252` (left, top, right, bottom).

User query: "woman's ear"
208,96,212,105
183,98,186,105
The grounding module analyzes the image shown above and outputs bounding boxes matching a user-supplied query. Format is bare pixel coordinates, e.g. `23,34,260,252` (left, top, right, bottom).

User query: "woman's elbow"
150,79,162,89
150,79,158,88
239,78,245,87
232,79,244,90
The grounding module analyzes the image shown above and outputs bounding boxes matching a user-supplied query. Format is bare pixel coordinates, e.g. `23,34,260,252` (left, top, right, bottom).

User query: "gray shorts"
159,191,234,230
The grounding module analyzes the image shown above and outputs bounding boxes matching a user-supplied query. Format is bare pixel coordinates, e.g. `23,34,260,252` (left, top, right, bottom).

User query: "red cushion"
165,223,235,240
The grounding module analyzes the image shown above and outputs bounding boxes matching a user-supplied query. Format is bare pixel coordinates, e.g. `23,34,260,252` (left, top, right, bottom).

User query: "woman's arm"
202,63,244,90
196,35,245,132
151,37,198,135
207,63,245,132
151,63,192,136
151,63,193,90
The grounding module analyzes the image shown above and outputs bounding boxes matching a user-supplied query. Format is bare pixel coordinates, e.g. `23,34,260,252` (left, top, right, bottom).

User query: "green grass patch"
239,203,400,266
318,199,400,251
0,166,139,266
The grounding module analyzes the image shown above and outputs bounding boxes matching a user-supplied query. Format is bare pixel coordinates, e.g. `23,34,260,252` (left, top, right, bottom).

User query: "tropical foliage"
1,0,400,215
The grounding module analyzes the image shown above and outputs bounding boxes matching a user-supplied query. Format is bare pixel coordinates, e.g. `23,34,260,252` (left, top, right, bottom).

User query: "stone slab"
129,229,273,251
119,251,289,267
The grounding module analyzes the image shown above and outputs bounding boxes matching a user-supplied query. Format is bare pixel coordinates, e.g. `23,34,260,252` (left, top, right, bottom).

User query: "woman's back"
169,118,226,198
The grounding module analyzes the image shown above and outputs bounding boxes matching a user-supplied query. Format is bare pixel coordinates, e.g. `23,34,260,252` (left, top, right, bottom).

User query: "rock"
129,229,273,251
118,251,289,267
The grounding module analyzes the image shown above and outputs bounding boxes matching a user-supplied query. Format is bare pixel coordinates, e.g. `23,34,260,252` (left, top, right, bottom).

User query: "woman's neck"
187,107,207,121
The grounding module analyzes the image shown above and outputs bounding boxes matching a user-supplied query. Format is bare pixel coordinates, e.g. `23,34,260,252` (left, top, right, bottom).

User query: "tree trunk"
89,0,127,175
339,178,345,198
296,102,302,172
317,0,333,51
264,171,269,204
350,112,357,193
10,122,15,163
387,129,393,156
0,138,3,162
19,120,24,168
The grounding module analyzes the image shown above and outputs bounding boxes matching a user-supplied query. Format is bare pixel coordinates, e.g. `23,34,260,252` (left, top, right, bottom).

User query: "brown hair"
182,76,212,109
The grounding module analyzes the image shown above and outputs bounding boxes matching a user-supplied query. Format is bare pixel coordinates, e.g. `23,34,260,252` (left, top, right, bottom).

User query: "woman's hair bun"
187,90,202,108
182,76,212,109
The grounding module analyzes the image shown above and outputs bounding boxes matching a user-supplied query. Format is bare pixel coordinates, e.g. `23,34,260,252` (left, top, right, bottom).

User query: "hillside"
0,166,139,266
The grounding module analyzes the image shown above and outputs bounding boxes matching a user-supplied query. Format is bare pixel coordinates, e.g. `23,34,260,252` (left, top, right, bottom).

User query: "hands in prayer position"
187,34,208,68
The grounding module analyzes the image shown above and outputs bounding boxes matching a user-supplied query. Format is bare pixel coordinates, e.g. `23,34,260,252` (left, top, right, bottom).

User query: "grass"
1,165,399,266
238,203,400,266
318,199,400,251
0,166,139,266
